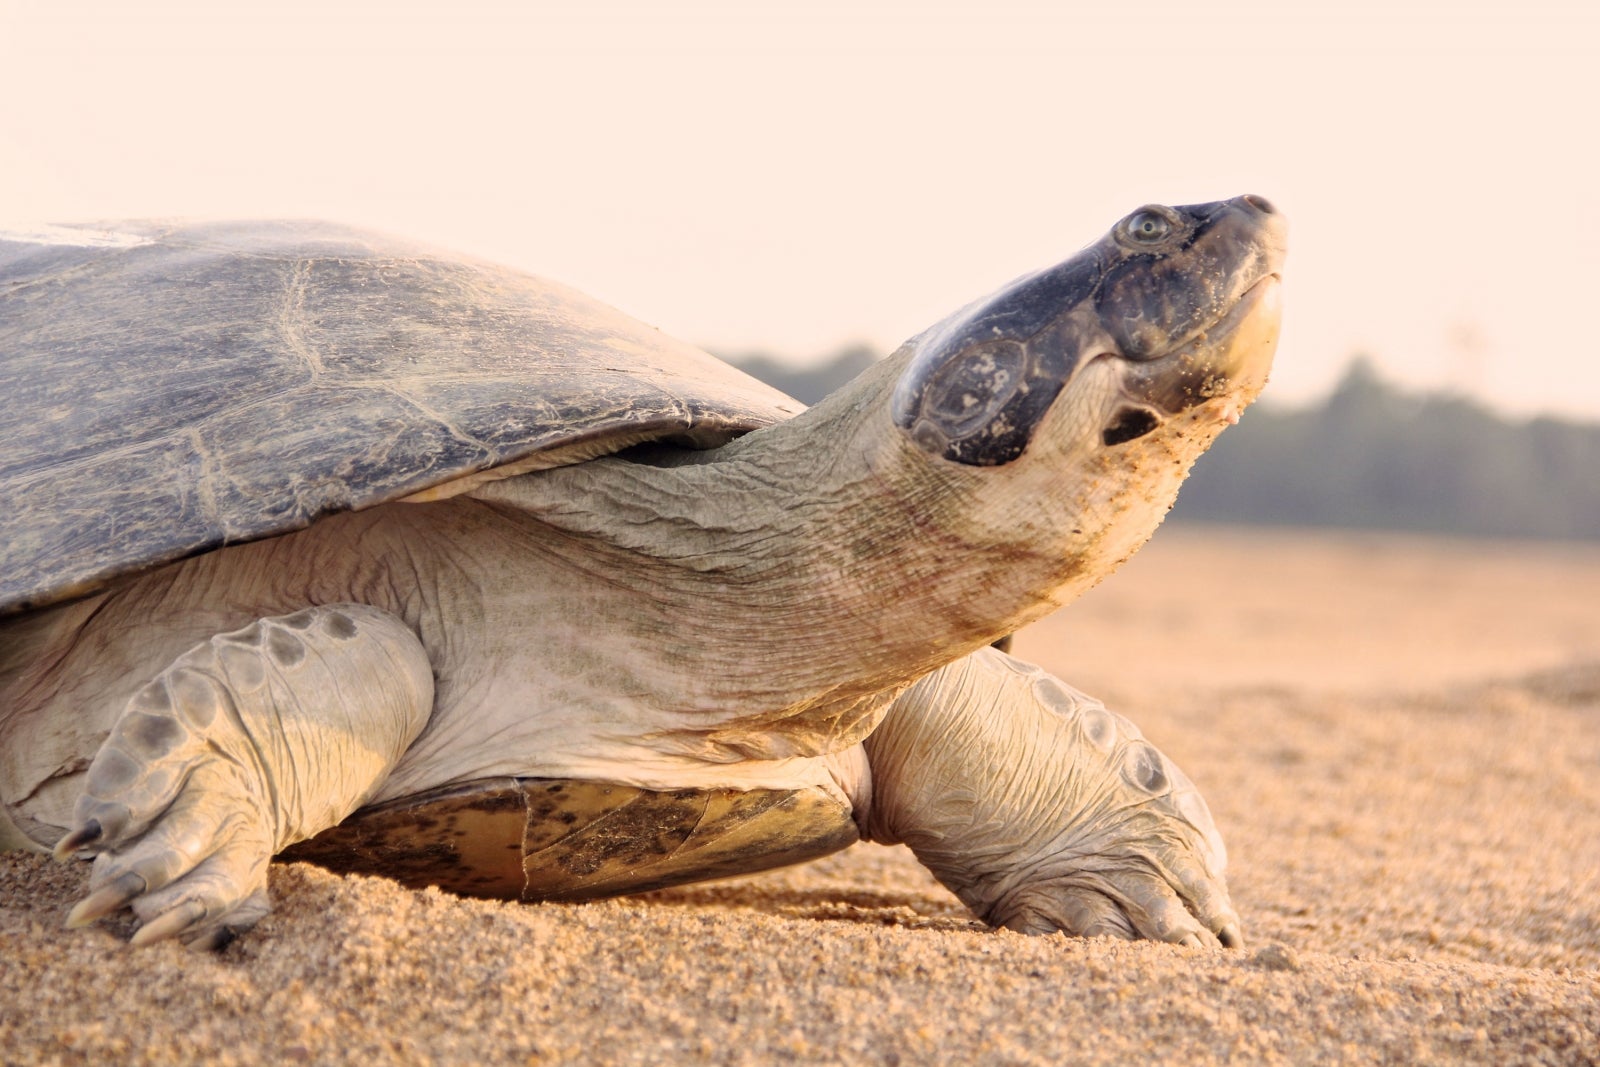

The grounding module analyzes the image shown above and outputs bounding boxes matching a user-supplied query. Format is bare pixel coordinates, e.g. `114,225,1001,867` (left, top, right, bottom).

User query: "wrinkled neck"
467,355,1068,750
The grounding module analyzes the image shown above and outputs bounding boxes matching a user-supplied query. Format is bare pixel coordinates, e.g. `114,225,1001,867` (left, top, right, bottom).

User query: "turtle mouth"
1200,271,1283,398
1115,272,1283,422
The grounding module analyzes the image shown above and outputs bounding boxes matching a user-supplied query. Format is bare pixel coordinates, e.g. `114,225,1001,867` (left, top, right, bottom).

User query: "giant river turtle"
0,196,1285,949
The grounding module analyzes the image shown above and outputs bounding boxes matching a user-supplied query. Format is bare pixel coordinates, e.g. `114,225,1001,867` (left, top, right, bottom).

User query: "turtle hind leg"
55,603,432,948
862,648,1241,948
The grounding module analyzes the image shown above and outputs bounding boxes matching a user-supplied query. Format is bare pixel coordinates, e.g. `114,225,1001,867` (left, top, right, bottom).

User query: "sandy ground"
3,524,1598,1065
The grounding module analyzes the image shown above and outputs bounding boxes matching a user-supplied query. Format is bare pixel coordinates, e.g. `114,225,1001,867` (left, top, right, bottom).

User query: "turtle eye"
1124,210,1172,244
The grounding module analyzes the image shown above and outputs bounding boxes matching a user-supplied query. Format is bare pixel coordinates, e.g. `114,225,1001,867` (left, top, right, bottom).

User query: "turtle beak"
1213,270,1284,412
1119,270,1283,422
1195,195,1287,414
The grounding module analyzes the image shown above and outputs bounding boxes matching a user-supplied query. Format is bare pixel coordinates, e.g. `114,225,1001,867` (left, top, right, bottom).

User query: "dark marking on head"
893,194,1284,463
891,254,1098,466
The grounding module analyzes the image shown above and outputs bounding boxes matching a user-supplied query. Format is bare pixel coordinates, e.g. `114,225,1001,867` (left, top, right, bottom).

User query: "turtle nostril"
1242,194,1276,215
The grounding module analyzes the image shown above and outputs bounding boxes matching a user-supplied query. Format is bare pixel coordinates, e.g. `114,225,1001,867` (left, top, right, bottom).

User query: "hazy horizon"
4,0,1596,420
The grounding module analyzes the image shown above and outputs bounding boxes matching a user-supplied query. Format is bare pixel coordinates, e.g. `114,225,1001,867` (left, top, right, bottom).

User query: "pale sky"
3,0,1597,418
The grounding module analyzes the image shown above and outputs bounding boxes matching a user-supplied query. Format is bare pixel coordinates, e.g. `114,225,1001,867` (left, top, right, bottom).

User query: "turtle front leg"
861,648,1240,947
54,604,432,948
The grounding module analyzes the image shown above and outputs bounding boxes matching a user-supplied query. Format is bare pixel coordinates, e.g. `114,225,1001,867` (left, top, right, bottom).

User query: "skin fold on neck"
469,347,1230,762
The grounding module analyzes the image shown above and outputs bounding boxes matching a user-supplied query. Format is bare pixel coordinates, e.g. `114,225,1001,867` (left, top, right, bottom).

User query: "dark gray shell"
0,221,802,615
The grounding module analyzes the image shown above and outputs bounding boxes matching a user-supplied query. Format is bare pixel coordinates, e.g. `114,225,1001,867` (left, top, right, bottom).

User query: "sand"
3,524,1598,1065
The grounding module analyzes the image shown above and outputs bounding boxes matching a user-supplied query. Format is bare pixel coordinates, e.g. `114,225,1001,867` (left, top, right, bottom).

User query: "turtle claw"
52,818,104,861
129,901,208,947
64,870,146,928
184,924,240,953
1219,922,1244,949
54,644,283,945
58,766,277,947
52,604,431,948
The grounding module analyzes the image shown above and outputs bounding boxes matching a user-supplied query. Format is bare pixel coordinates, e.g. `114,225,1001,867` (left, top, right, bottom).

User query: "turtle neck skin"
467,195,1286,763
471,268,1280,764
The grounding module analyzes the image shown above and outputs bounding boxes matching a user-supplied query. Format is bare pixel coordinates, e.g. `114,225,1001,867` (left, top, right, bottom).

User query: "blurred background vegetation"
725,348,1600,542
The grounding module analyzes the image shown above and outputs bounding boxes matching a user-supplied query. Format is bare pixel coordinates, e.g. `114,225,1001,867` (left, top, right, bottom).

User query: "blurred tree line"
726,348,1600,542
725,344,880,406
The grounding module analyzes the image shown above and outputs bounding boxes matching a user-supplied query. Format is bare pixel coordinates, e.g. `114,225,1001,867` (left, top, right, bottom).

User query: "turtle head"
890,194,1285,465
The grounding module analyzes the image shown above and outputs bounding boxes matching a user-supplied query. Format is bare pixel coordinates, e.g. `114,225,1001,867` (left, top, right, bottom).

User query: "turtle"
0,195,1285,950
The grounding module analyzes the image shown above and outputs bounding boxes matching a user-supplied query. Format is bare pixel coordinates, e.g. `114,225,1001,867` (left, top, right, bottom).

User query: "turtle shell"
0,221,802,615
